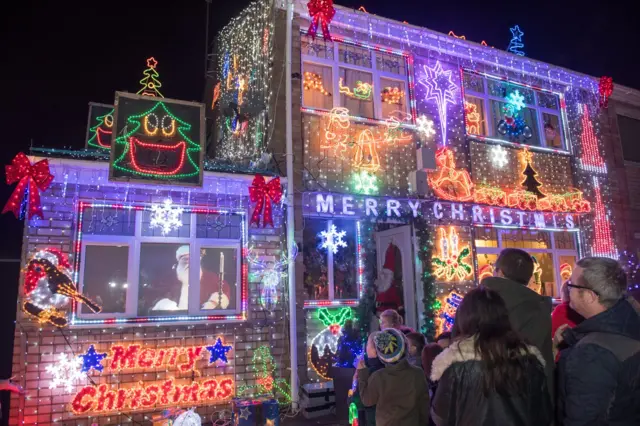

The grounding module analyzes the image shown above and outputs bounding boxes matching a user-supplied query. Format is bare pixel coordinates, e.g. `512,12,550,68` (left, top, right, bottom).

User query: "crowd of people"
353,249,640,426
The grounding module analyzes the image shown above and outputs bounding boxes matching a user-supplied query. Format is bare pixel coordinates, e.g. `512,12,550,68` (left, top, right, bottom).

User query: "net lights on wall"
71,201,249,325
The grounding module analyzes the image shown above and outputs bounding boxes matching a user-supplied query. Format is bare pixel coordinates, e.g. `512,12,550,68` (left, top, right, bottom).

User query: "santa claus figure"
372,243,404,329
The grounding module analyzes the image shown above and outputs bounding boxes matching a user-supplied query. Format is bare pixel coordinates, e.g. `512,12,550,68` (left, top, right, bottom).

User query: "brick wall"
9,172,290,425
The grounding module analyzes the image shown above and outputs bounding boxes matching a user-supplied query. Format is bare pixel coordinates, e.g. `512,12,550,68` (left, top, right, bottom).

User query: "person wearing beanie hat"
357,329,430,426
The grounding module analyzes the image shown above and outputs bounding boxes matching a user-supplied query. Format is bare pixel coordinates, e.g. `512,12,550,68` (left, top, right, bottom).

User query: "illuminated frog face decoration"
112,101,201,181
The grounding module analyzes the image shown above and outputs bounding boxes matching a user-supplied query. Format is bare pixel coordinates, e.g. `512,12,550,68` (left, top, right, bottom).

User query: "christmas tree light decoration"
353,170,378,195
249,175,283,227
304,72,331,96
2,152,53,220
428,147,474,202
599,76,613,108
589,176,618,259
237,345,292,402
87,108,115,150
46,353,84,393
491,145,509,168
339,78,373,100
309,308,353,379
307,0,336,40
137,57,164,98
149,199,184,235
206,337,233,364
416,115,436,138
507,25,525,56
78,345,107,373
577,104,606,173
319,224,348,254
463,101,481,134
418,61,458,145
432,227,472,281
111,97,203,181
436,291,463,335
507,90,526,111
520,149,545,198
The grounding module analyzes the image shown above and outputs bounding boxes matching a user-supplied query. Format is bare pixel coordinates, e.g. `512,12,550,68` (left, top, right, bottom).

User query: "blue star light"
78,345,107,373
206,338,233,364
507,25,525,56
418,61,458,145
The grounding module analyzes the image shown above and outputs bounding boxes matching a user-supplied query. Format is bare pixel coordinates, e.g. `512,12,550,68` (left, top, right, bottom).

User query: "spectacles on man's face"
566,280,600,296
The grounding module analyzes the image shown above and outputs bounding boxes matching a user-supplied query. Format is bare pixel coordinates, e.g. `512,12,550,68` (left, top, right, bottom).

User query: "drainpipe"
284,0,299,408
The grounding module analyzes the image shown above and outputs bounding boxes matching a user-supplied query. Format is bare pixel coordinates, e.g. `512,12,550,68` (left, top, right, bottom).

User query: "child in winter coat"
406,332,426,369
357,328,430,426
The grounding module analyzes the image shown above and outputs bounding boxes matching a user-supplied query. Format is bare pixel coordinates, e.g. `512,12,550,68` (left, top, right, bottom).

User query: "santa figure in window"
372,243,404,327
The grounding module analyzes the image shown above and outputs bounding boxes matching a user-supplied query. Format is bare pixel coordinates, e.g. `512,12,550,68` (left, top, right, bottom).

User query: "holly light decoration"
307,0,336,40
432,227,472,281
2,152,53,220
308,308,352,379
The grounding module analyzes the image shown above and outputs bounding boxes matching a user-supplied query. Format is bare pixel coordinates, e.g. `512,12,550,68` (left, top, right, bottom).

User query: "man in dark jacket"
481,248,555,401
558,257,640,425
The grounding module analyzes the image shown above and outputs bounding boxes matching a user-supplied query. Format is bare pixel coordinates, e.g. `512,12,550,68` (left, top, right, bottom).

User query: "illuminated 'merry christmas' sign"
69,340,234,415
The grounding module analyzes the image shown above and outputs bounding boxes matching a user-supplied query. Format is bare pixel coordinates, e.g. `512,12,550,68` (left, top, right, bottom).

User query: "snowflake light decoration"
319,225,347,254
416,115,436,138
507,90,526,111
46,353,84,392
491,145,509,168
419,61,458,145
150,199,184,235
353,171,378,195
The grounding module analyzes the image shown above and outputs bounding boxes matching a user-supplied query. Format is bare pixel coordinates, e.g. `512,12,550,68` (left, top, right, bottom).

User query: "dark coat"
430,337,552,426
358,358,430,426
482,276,555,398
361,355,385,426
557,298,640,426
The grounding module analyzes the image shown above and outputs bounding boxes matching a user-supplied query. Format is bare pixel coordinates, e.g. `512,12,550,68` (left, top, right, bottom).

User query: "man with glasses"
558,257,640,425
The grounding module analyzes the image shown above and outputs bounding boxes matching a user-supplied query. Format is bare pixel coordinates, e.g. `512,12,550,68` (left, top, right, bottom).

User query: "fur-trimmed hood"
430,336,546,382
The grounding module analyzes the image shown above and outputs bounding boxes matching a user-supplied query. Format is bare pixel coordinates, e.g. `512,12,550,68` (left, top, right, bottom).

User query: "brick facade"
8,160,290,425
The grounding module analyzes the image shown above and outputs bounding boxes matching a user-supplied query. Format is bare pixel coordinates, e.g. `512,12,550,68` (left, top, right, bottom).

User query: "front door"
375,226,416,330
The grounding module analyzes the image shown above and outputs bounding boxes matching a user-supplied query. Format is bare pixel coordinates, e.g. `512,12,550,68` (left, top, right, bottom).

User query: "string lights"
149,198,184,235
319,224,348,254
432,227,472,281
418,61,458,145
303,72,331,96
507,25,525,56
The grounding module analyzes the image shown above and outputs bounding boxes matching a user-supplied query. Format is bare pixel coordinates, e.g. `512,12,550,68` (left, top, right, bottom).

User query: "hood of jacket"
564,298,640,346
482,276,552,311
430,336,545,382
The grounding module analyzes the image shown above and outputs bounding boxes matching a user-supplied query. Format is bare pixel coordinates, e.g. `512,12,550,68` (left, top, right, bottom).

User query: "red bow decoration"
599,76,613,108
307,0,335,41
249,175,282,228
2,153,53,220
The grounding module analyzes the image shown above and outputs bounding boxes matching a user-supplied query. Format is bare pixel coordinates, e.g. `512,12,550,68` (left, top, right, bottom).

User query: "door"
375,226,416,330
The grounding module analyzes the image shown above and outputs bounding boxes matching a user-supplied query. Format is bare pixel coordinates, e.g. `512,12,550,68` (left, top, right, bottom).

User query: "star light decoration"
507,90,526,111
206,338,233,364
149,199,184,235
239,407,251,420
352,171,378,195
319,224,347,254
491,145,509,168
418,61,458,145
416,115,436,138
78,345,107,373
46,353,84,392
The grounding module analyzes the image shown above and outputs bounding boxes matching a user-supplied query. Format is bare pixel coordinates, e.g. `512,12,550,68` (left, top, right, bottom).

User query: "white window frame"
475,228,579,297
301,36,410,121
77,209,243,320
304,218,361,303
463,71,567,152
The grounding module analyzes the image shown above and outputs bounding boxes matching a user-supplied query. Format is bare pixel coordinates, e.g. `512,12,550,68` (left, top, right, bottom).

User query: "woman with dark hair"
430,286,552,426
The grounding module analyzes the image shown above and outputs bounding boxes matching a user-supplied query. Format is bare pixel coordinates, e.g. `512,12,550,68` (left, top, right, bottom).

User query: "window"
301,34,411,120
302,218,360,302
617,115,640,162
474,228,579,298
462,70,566,150
77,205,245,322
